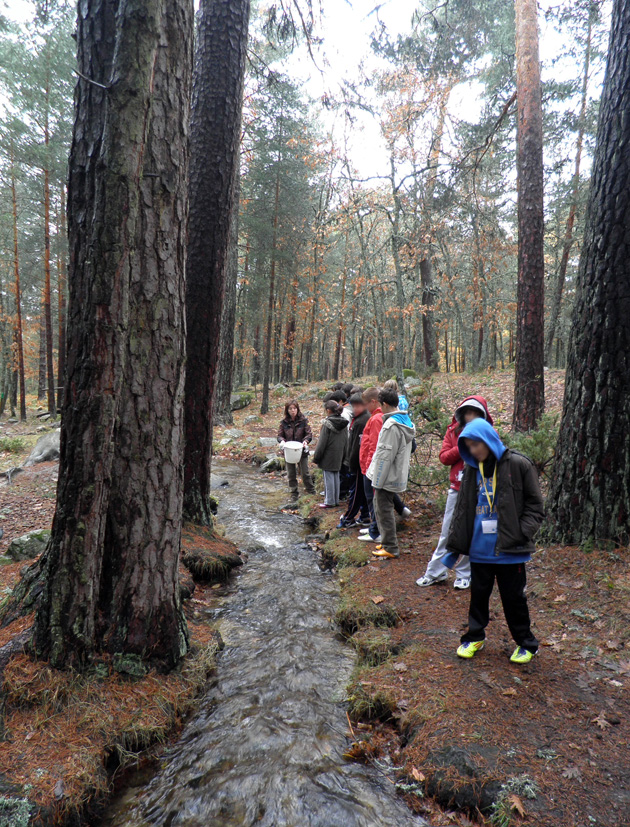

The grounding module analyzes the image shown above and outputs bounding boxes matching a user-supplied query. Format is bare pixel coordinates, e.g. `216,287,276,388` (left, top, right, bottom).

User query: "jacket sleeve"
303,419,313,444
519,460,545,540
277,421,286,443
446,468,474,555
313,425,328,466
439,426,460,467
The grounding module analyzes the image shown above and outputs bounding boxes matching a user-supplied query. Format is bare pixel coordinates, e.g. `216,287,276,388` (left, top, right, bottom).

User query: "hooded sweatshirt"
440,395,494,492
367,411,416,492
313,414,349,472
359,407,383,474
456,419,531,564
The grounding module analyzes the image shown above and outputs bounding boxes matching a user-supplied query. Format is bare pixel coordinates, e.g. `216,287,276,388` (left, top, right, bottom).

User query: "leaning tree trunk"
547,0,630,545
28,0,192,670
183,0,250,523
513,0,545,431
213,172,241,426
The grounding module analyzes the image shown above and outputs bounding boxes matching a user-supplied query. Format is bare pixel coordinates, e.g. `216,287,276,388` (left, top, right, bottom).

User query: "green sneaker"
456,641,485,659
510,646,535,664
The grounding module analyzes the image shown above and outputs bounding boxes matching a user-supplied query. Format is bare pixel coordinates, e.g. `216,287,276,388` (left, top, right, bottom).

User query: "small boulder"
259,437,278,448
6,529,51,561
224,428,245,439
244,414,261,425
405,377,422,388
230,392,253,411
24,431,60,467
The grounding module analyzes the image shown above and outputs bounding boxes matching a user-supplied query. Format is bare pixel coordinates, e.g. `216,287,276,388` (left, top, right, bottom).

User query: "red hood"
451,395,493,427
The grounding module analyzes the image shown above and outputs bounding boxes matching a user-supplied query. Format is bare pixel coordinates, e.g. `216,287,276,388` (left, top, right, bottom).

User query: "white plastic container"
283,441,304,464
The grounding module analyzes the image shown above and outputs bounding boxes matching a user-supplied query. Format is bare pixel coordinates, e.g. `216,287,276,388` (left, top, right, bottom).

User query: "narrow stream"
101,459,426,827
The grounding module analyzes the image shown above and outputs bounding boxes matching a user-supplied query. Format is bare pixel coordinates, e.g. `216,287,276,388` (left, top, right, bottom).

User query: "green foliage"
402,369,418,379
0,437,25,453
350,627,396,666
490,774,539,827
502,413,559,477
0,796,32,827
408,379,450,437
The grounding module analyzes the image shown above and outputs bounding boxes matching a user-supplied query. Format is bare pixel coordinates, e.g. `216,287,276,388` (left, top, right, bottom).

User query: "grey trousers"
323,470,340,506
424,488,471,580
286,454,315,499
373,487,399,556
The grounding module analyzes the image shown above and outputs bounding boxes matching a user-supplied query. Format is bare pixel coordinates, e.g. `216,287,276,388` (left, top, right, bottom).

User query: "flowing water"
101,459,426,827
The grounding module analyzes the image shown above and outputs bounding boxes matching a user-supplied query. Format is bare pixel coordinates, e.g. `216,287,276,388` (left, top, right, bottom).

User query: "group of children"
277,383,545,665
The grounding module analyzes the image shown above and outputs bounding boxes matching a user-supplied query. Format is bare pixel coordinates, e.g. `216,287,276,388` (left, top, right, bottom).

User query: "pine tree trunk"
31,0,192,669
544,5,593,364
57,188,67,412
513,0,545,431
260,164,280,415
43,124,56,417
213,173,240,426
38,309,46,401
184,0,250,522
547,0,630,545
10,160,26,421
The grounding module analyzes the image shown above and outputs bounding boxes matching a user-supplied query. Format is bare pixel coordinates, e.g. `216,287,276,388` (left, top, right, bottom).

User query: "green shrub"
0,437,26,454
402,368,418,379
501,412,559,477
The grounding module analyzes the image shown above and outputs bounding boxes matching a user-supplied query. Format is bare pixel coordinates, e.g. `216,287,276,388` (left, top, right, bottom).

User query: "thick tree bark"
513,0,545,431
183,0,250,523
31,0,192,669
57,188,67,412
43,120,56,417
547,0,630,545
213,173,240,426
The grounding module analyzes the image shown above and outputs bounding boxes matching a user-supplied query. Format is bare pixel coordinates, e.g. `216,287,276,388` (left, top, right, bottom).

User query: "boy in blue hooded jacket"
445,418,544,664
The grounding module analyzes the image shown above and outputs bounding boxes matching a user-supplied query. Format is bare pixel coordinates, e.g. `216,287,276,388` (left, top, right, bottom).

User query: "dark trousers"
363,475,404,539
462,562,539,653
286,454,315,499
339,464,352,499
341,469,370,524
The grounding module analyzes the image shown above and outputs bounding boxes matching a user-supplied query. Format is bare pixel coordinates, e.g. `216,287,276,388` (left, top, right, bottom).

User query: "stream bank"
100,459,425,827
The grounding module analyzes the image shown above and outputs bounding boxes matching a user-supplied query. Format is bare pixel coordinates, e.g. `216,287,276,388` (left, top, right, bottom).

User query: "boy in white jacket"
367,388,416,559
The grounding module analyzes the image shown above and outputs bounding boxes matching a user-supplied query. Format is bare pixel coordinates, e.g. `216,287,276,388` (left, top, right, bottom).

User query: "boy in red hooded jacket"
415,396,493,590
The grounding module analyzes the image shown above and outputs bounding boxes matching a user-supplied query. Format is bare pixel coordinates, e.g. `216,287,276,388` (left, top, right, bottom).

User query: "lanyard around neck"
479,460,497,512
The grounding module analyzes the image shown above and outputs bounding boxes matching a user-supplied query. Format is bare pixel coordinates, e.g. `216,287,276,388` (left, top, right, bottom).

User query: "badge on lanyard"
479,460,498,534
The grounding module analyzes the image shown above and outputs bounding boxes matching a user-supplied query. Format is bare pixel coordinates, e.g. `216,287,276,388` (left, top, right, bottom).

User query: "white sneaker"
415,573,448,587
401,506,412,518
358,528,370,534
453,578,470,590
358,534,381,543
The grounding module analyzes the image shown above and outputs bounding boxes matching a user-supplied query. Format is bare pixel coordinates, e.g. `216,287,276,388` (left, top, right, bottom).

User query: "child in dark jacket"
313,401,349,508
416,396,493,590
446,418,544,664
337,393,371,528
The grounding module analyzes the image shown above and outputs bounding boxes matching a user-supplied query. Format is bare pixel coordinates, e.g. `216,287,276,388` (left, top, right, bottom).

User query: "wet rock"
6,529,51,561
210,477,229,489
260,455,284,472
24,432,60,467
424,745,501,813
182,548,243,582
230,392,253,411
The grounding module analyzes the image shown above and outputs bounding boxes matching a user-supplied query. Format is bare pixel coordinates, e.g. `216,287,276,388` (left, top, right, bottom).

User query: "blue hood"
390,411,414,428
458,418,506,467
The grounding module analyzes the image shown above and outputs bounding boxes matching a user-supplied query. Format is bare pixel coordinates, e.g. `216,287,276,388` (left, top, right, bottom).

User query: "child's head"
378,388,399,412
454,397,488,428
362,387,380,413
463,438,491,464
332,382,344,391
342,383,354,398
329,390,347,404
349,392,366,416
383,379,399,393
325,400,342,417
